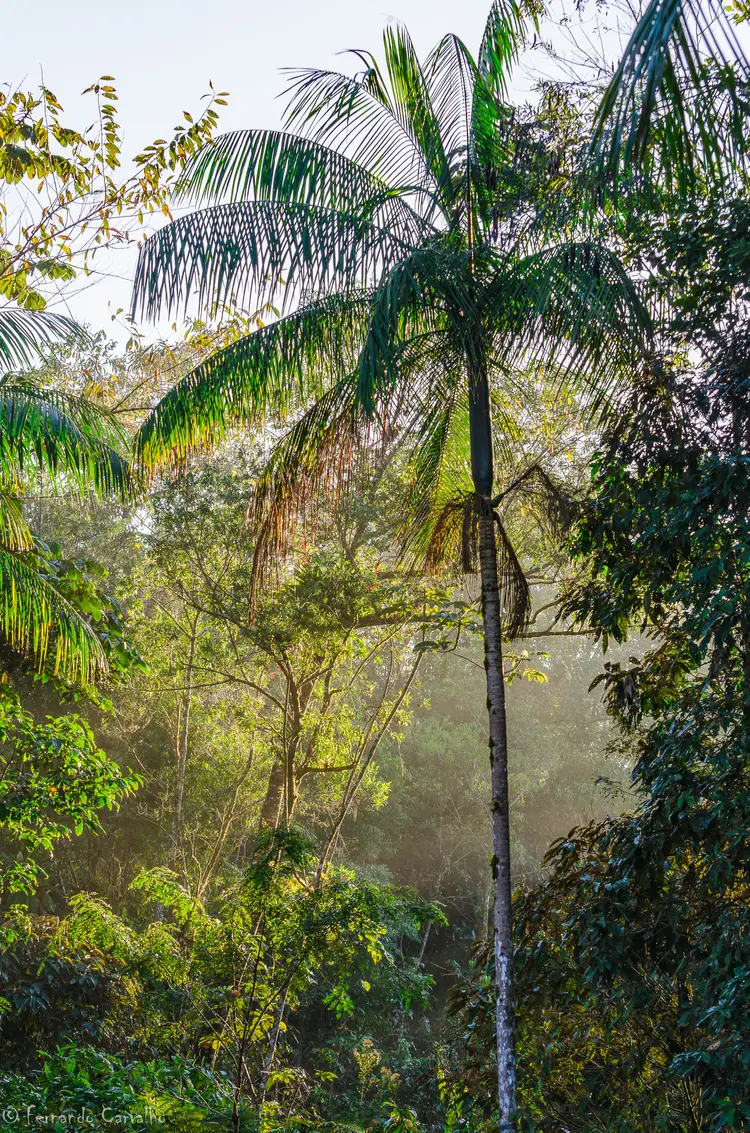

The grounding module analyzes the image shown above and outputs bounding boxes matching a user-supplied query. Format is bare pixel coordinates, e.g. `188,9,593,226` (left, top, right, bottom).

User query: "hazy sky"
1,0,624,338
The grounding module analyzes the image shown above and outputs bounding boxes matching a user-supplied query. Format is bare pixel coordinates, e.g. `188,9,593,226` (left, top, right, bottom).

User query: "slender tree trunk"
478,500,517,1129
258,759,285,831
174,613,199,871
258,990,288,1113
468,342,517,1129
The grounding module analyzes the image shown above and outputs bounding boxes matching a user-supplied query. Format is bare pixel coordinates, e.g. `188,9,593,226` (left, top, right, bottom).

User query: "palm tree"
131,3,648,1122
0,309,137,685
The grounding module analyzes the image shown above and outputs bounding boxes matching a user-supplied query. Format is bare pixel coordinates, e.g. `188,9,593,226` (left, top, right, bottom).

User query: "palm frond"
0,309,87,372
136,292,374,469
469,2,535,233
0,491,33,551
478,0,534,98
590,0,750,197
132,201,419,321
175,129,435,244
402,367,527,574
489,241,652,404
493,509,531,639
421,495,475,574
0,381,138,500
414,490,530,638
425,34,481,194
399,366,472,569
282,64,443,219
249,374,366,607
495,463,573,539
0,548,105,683
356,245,471,414
379,24,455,212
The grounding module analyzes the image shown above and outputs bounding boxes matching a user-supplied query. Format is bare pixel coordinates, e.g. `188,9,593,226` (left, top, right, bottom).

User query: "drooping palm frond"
488,240,652,403
0,309,86,372
135,292,374,469
133,200,420,321
175,129,401,212
0,548,105,684
590,0,750,197
422,494,475,573
494,463,574,539
0,380,138,499
0,380,137,684
0,491,33,552
399,365,471,571
493,508,531,638
401,365,527,576
248,374,366,606
415,491,530,637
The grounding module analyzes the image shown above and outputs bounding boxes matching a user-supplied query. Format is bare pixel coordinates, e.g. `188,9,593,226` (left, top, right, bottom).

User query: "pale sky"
0,0,624,338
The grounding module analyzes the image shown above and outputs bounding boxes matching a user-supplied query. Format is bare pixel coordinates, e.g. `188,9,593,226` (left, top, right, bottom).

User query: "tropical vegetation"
0,1,749,1131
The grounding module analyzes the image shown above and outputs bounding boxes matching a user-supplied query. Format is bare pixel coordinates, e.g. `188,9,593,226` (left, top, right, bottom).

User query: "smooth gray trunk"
478,500,517,1128
468,338,517,1127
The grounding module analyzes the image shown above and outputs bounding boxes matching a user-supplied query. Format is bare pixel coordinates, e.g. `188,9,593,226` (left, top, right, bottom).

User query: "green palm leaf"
590,0,750,196
133,200,419,320
488,241,651,399
0,309,86,371
0,491,33,552
0,380,138,499
378,24,455,211
478,0,533,97
0,548,105,684
176,128,425,220
135,292,374,468
355,246,473,413
282,63,444,219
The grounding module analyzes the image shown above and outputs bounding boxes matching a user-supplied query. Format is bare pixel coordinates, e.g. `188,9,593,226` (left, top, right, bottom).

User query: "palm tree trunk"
469,344,517,1128
478,499,517,1130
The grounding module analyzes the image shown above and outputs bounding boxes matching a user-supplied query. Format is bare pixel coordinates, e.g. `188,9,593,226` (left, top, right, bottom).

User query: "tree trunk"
469,342,517,1129
258,758,285,831
258,990,288,1113
478,501,517,1129
174,613,199,871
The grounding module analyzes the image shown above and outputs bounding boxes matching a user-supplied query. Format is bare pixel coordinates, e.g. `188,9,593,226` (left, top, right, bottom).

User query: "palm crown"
133,3,646,558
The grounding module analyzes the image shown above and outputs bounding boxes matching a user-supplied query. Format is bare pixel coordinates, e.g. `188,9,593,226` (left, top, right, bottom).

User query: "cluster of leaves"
0,79,227,313
0,689,139,915
1,536,146,700
0,828,443,1129
0,1045,235,1132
